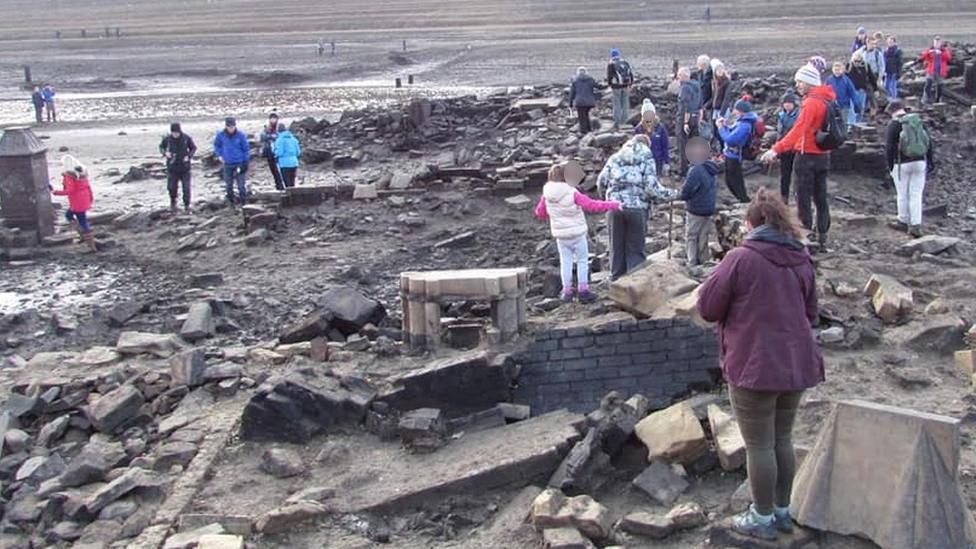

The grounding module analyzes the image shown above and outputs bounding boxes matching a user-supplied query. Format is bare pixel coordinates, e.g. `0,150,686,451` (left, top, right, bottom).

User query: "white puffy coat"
543,181,588,240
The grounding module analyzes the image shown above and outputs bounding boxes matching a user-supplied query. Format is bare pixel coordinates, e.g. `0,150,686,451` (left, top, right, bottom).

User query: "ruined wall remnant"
513,318,720,414
0,127,54,242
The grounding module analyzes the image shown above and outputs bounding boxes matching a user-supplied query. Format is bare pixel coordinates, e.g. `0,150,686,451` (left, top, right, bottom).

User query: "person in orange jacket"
760,64,836,248
917,36,952,104
52,155,96,251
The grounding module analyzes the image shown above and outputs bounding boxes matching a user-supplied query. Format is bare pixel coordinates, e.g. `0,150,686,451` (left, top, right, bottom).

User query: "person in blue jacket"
826,62,858,127
633,99,671,178
213,117,250,208
272,123,301,188
42,85,57,122
777,92,800,203
717,99,758,203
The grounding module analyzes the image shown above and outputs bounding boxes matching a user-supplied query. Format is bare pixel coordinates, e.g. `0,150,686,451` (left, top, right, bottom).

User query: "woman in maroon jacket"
697,188,824,540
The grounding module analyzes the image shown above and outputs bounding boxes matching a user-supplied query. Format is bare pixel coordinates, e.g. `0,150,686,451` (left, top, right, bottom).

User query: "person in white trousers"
884,99,935,238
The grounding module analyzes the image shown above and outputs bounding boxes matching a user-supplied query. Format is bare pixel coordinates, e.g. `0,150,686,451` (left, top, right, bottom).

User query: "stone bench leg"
493,297,519,342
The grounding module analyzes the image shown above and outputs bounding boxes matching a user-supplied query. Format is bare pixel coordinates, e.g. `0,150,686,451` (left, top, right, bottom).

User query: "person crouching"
53,155,97,252
535,162,622,303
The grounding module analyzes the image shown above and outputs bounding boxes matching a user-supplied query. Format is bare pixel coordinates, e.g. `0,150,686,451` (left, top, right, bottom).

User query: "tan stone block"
565,494,612,539
956,350,975,376
531,488,572,530
707,404,746,471
197,534,244,549
609,260,698,317
865,274,913,324
634,401,707,465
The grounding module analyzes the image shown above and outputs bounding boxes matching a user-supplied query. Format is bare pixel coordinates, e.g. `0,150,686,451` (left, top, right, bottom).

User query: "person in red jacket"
760,64,836,248
917,36,952,104
697,188,824,541
52,155,96,252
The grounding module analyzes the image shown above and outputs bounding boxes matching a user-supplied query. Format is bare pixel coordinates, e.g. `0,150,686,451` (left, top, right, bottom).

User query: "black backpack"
815,99,847,150
614,60,634,86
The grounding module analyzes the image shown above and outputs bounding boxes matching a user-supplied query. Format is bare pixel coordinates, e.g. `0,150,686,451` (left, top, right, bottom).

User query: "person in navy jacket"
213,117,250,208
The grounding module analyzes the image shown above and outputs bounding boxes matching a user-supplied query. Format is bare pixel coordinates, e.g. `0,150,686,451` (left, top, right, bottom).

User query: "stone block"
791,400,976,549
278,311,331,344
497,402,531,422
89,385,145,433
634,400,707,464
609,260,698,317
530,488,612,540
254,501,328,534
884,314,965,355
107,300,146,327
897,235,960,256
116,331,185,357
353,184,378,200
864,274,913,324
956,350,975,376
170,349,207,388
178,514,253,536
542,527,594,549
260,448,306,478
163,523,225,549
318,286,386,335
632,460,689,506
398,408,447,452
197,534,244,549
181,301,215,341
81,468,163,516
154,441,198,471
707,404,746,471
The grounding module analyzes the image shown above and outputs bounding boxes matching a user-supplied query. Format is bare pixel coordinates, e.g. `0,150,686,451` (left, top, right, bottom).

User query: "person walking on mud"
42,84,57,122
606,48,634,130
260,113,285,190
884,99,935,238
273,123,301,188
761,64,836,248
569,67,597,135
159,122,197,213
52,155,97,252
214,117,250,209
30,86,44,124
697,188,824,541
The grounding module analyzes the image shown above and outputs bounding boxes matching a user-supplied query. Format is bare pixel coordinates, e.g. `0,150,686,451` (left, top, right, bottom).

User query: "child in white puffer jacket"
534,162,622,303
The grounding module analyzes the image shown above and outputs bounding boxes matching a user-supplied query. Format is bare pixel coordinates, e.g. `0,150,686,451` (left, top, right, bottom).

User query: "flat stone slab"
791,400,976,549
334,409,583,512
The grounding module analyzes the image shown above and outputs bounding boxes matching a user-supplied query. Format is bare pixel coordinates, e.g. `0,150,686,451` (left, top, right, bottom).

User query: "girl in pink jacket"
535,162,621,302
52,155,96,251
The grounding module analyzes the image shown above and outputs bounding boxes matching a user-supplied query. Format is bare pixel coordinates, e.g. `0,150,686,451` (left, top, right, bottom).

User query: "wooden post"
23,66,31,84
395,78,402,89
672,58,679,79
408,74,414,85
964,63,976,97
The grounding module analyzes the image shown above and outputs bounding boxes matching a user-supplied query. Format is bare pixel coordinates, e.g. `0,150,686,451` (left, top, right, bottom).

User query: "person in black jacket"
884,35,903,99
884,100,934,237
694,54,714,112
30,86,44,124
159,122,198,213
847,53,874,123
569,67,597,135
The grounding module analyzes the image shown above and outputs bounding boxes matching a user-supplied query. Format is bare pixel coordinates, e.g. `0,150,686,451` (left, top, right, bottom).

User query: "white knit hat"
641,98,656,116
794,64,822,87
710,58,724,71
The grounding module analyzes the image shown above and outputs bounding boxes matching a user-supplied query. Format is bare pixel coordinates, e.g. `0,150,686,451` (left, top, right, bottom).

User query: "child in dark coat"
680,137,720,266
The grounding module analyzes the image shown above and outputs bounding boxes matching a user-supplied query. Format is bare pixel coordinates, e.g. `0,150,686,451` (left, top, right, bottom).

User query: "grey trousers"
685,212,713,266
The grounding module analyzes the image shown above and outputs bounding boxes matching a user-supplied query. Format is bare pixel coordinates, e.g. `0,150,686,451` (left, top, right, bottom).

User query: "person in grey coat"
569,67,597,135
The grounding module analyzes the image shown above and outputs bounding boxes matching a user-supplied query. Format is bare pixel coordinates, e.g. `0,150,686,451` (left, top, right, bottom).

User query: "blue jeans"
852,91,866,123
222,163,248,204
884,75,898,99
611,88,630,127
66,210,89,232
556,234,589,292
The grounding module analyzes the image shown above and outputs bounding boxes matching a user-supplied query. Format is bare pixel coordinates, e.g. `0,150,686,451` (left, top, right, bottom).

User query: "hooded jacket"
697,225,824,391
919,46,952,78
597,140,677,210
680,160,720,216
569,73,597,108
54,169,94,213
214,129,250,165
159,133,197,174
826,74,857,109
884,46,903,76
273,130,301,169
633,122,670,164
718,111,758,161
772,85,836,156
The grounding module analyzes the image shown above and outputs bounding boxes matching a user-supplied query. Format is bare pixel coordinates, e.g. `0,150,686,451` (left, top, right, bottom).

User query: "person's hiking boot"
560,290,575,303
817,233,829,249
888,220,909,232
909,225,924,238
82,231,97,253
773,507,794,534
731,505,778,541
577,289,598,304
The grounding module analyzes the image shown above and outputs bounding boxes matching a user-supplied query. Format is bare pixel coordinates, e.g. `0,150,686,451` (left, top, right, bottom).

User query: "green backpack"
899,114,930,158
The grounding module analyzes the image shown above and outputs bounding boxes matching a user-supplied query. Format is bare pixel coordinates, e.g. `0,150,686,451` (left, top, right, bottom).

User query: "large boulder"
897,235,961,256
318,287,386,335
634,400,707,465
885,314,966,355
864,274,914,324
608,260,698,317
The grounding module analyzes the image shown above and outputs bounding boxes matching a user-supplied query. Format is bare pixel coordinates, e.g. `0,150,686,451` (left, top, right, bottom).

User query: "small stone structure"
400,268,528,349
0,127,54,242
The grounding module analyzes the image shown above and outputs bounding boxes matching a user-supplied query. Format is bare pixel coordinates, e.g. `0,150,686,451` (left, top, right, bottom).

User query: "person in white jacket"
535,162,622,302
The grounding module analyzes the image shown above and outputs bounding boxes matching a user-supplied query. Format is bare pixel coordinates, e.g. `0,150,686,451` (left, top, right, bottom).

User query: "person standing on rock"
260,113,285,190
676,67,704,178
855,37,885,114
760,64,836,248
917,36,952,105
884,35,903,99
273,122,301,188
776,92,800,203
851,26,868,53
535,162,622,302
717,98,758,203
633,100,670,178
680,137,720,267
598,136,678,280
30,86,44,124
53,155,97,252
42,84,57,122
697,188,824,541
606,48,634,130
884,100,935,238
569,67,597,135
846,52,873,124
826,62,857,127
214,117,250,209
710,61,730,148
159,122,197,213
694,54,714,120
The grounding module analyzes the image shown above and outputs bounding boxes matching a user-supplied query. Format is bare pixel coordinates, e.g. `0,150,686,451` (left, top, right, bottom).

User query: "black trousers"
577,107,592,134
280,167,297,188
609,207,648,280
724,157,750,203
779,152,796,204
167,171,191,208
267,156,284,190
794,153,831,236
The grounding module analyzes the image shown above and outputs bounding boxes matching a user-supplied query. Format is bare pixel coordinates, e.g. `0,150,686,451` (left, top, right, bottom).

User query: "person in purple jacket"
633,99,670,178
697,188,825,541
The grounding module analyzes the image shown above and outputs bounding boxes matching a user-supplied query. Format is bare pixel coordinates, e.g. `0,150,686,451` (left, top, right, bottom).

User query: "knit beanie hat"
794,64,822,87
610,48,621,59
61,154,86,176
808,56,827,74
857,26,866,34
170,122,181,133
733,99,752,113
641,99,656,116
710,59,724,72
225,117,236,127
781,91,798,105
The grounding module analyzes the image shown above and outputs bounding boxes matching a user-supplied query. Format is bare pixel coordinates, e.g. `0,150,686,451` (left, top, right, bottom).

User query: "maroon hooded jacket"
697,226,825,391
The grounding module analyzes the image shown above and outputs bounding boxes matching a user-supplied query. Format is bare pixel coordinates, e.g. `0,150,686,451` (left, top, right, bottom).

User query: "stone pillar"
0,127,54,241
964,63,976,97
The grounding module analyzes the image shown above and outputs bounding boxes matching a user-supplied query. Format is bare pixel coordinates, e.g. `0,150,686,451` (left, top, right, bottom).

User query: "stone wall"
513,317,720,414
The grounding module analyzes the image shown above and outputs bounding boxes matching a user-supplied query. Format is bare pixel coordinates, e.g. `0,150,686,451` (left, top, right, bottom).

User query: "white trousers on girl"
891,160,926,226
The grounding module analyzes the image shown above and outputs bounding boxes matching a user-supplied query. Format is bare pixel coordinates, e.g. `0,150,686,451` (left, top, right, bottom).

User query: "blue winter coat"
214,129,250,165
41,88,55,103
826,74,857,110
633,123,670,165
777,108,799,137
273,131,301,169
569,74,597,108
681,160,720,217
718,112,758,161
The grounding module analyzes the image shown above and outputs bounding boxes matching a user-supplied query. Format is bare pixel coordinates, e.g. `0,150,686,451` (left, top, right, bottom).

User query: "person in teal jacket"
272,123,301,188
